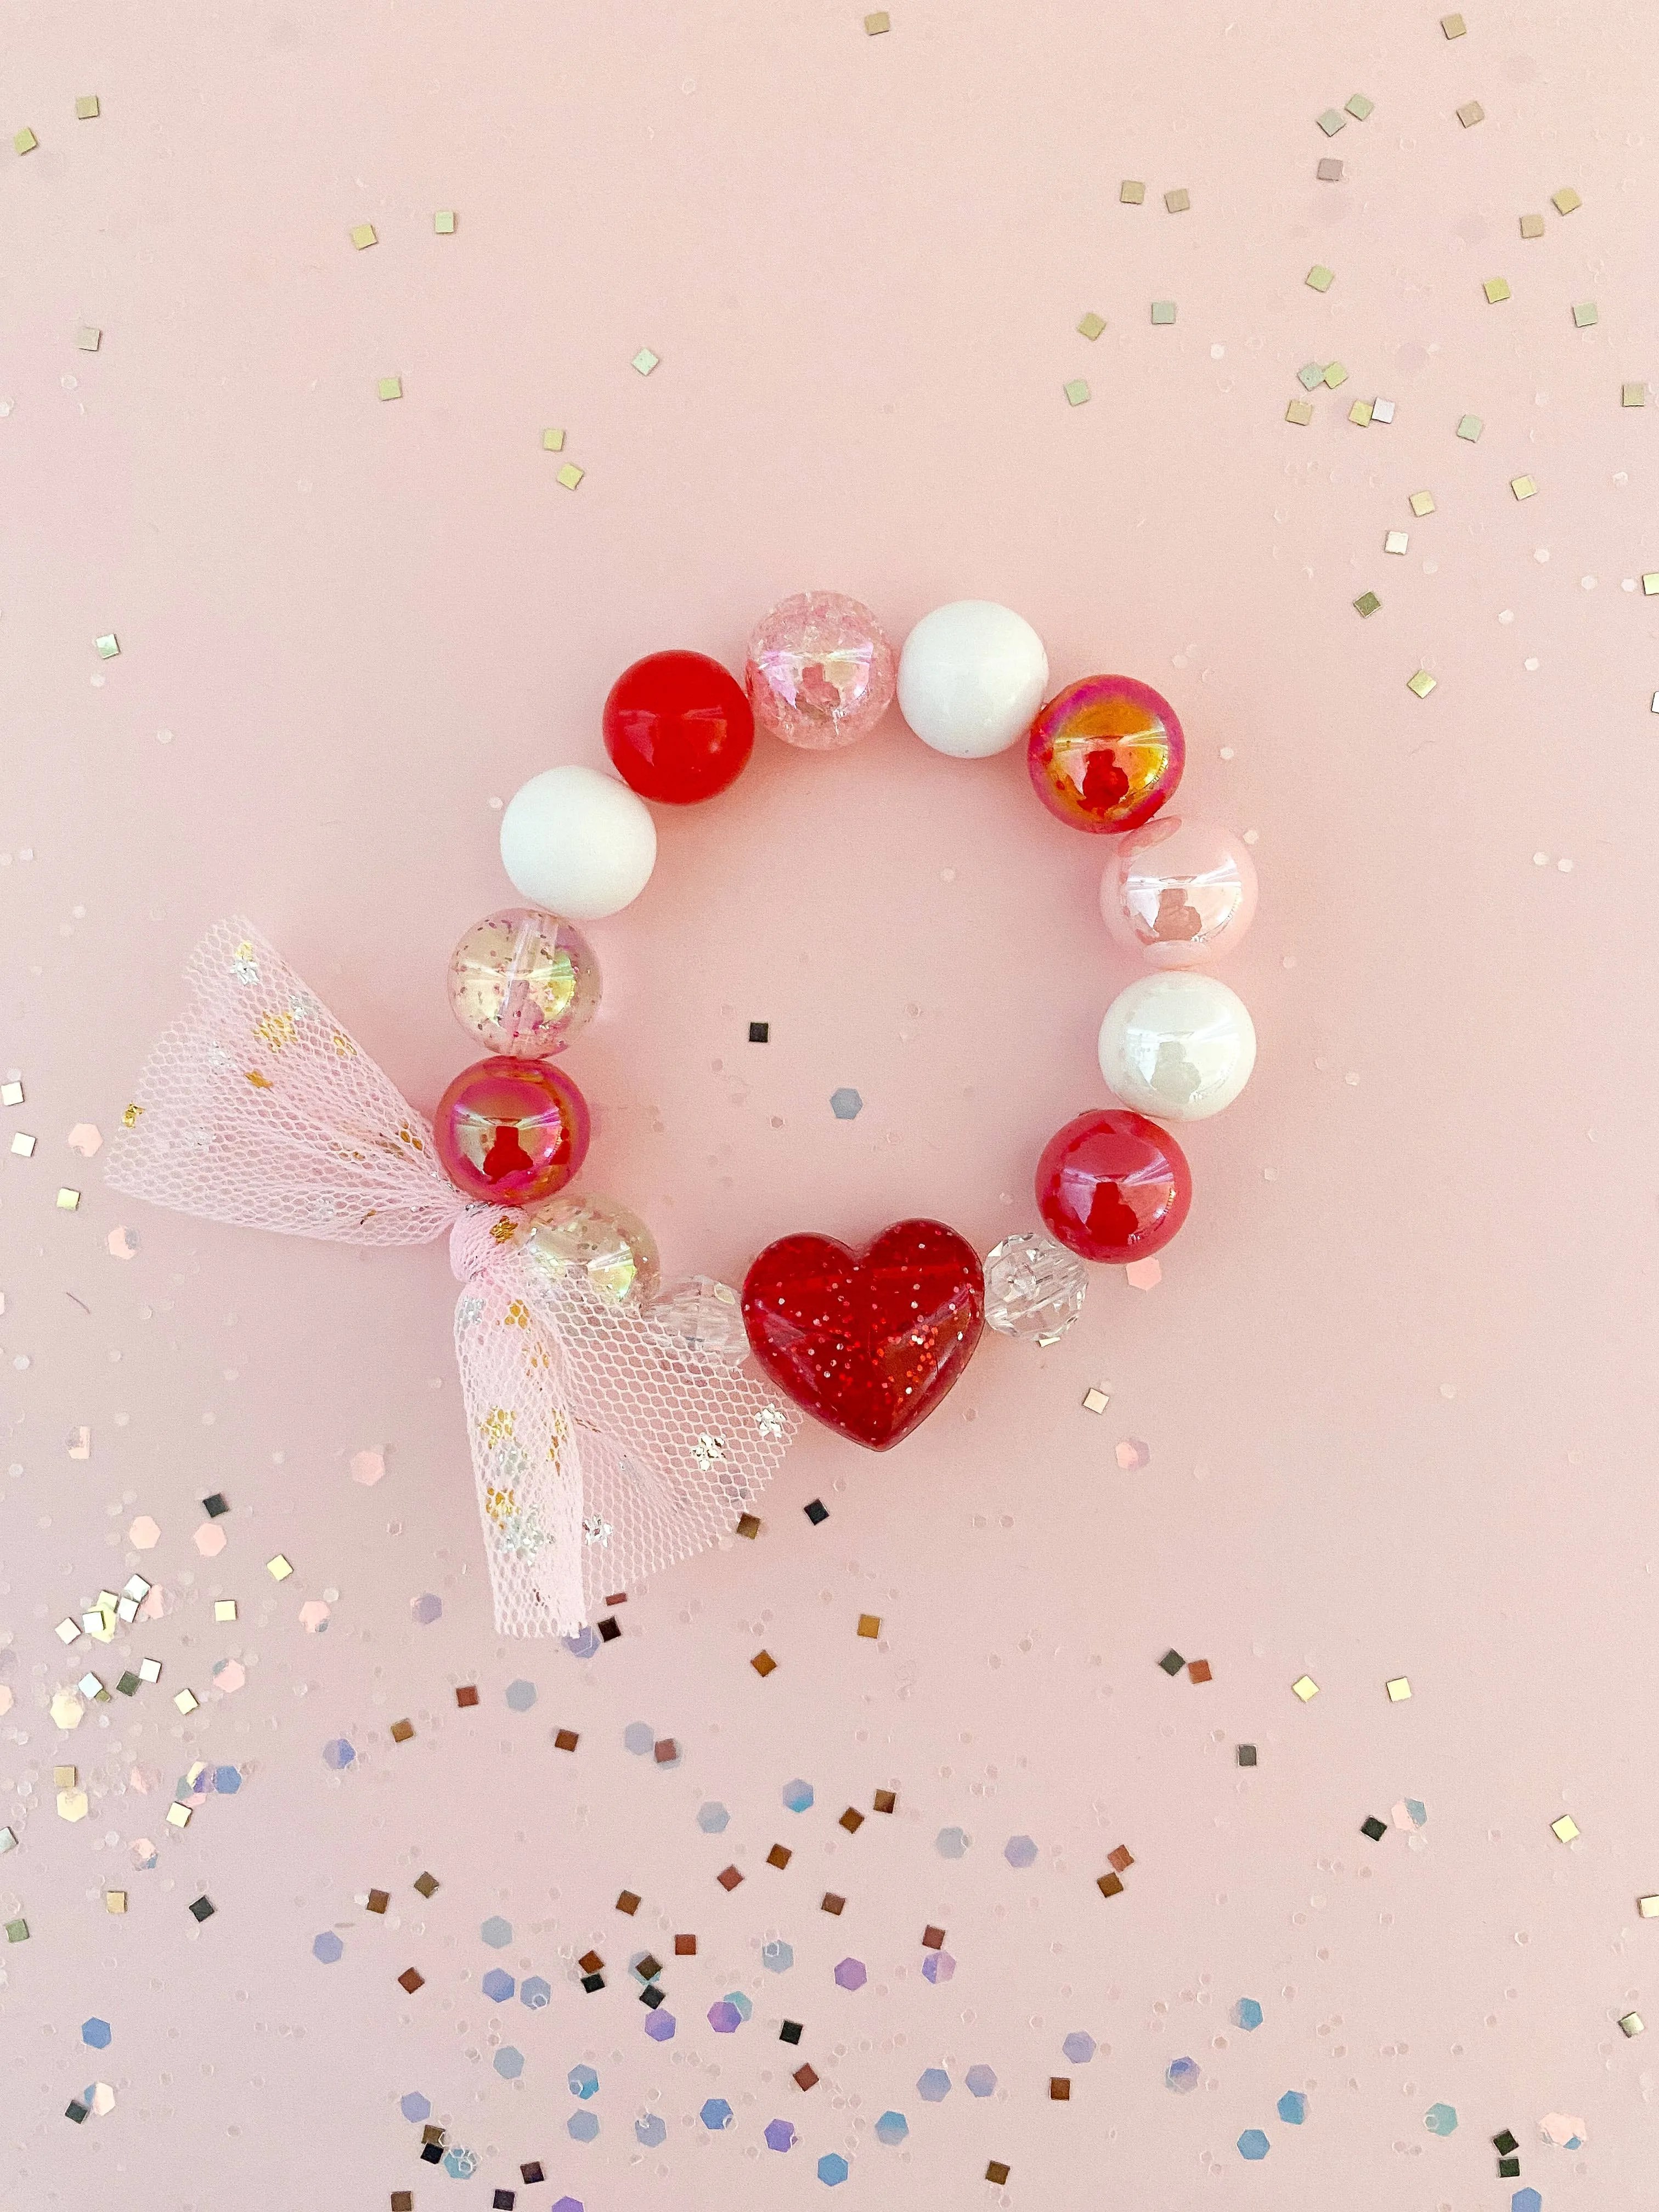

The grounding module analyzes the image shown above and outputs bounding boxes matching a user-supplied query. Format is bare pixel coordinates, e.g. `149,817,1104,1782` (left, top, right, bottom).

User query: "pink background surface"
3,1,1658,2204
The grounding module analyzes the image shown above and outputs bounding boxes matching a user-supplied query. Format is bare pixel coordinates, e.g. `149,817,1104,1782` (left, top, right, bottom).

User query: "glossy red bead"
1035,1108,1192,1263
1027,673,1184,834
742,1218,984,1451
602,650,754,804
433,1056,591,1207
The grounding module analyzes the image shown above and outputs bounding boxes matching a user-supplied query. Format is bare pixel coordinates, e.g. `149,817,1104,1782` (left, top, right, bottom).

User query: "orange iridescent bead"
1026,674,1185,834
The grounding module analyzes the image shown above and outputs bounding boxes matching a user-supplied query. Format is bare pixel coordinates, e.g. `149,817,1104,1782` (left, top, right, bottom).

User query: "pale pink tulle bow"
105,920,798,1636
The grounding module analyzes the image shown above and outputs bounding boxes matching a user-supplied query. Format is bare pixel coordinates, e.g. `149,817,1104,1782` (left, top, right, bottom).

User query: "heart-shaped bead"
741,1218,984,1451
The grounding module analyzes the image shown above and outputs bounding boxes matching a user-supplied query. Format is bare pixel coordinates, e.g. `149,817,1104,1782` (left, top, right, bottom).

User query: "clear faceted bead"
645,1274,752,1367
524,1192,660,1307
983,1232,1087,1344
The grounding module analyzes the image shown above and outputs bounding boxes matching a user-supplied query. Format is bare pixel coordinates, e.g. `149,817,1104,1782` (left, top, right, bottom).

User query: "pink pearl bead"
1099,815,1259,967
433,1057,591,1207
745,592,896,751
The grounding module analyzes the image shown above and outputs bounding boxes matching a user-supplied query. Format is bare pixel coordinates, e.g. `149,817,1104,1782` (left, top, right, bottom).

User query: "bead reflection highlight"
746,593,896,751
1097,974,1256,1121
526,1193,661,1308
1028,674,1184,833
448,908,602,1054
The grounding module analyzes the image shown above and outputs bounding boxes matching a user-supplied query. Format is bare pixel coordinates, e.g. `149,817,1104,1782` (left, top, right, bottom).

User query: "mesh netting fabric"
106,919,799,1635
449,1212,798,1636
104,918,460,1244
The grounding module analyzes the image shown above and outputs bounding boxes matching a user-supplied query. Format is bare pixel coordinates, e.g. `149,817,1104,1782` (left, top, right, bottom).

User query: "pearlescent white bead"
1097,973,1257,1121
500,765,657,920
896,600,1049,758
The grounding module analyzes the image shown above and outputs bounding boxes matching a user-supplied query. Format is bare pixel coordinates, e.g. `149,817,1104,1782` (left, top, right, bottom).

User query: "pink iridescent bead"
1027,674,1184,833
1099,816,1259,967
433,1057,590,1207
745,592,896,751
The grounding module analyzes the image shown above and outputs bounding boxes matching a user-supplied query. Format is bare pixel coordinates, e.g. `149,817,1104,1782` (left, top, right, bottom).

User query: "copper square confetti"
1187,1658,1213,1683
873,1788,897,1813
840,1807,865,1833
716,1865,743,1891
389,1718,414,1743
1096,1872,1124,1899
366,1889,389,1913
616,1888,641,1912
751,1648,777,1676
1107,1844,1135,1872
554,1727,579,1751
820,1892,845,1915
986,2163,1011,2186
455,1684,479,1707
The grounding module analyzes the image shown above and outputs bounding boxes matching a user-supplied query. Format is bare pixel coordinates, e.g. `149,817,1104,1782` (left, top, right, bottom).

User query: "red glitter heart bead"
741,1219,985,1451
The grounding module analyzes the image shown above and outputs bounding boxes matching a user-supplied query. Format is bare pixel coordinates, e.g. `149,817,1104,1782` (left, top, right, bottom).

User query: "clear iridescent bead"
524,1193,659,1307
982,1232,1087,1344
645,1274,751,1367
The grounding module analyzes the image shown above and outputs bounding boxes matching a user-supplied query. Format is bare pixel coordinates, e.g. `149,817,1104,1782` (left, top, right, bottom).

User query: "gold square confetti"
214,1600,237,1623
166,1802,193,1827
1386,1677,1412,1701
1643,574,1659,595
1353,591,1380,617
266,1553,294,1580
864,9,890,30
14,127,38,155
1552,185,1582,215
54,1765,76,1788
77,327,103,352
1081,1386,1110,1414
857,1615,881,1638
1440,10,1466,33
1316,109,1346,136
1285,398,1313,426
1510,473,1537,499
1622,382,1647,408
1348,398,1373,426
1150,300,1176,325
174,1688,199,1714
1385,529,1410,554
56,1187,81,1210
541,427,566,451
1520,212,1544,238
433,208,456,233
105,1890,127,1913
390,1717,415,1742
1119,179,1145,204
1345,93,1374,120
1619,2012,1645,2037
556,462,584,490
95,631,119,657
1306,264,1335,292
1063,379,1090,407
76,96,101,120
1638,1894,1659,1917
751,1649,777,1677
1164,187,1189,213
1551,1814,1579,1842
1457,100,1485,127
1076,310,1106,340
1408,669,1437,697
1572,300,1598,327
1409,489,1437,516
1483,276,1511,303
350,223,377,250
1323,360,1348,388
1291,1675,1319,1702
631,347,660,375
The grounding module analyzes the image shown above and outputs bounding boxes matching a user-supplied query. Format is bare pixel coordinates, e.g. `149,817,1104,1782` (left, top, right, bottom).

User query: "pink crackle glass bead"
1027,673,1184,833
433,1056,591,1207
745,592,897,751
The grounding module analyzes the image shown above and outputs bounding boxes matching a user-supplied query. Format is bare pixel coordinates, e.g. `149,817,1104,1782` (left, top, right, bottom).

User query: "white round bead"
896,600,1049,758
499,765,657,920
1097,973,1257,1121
